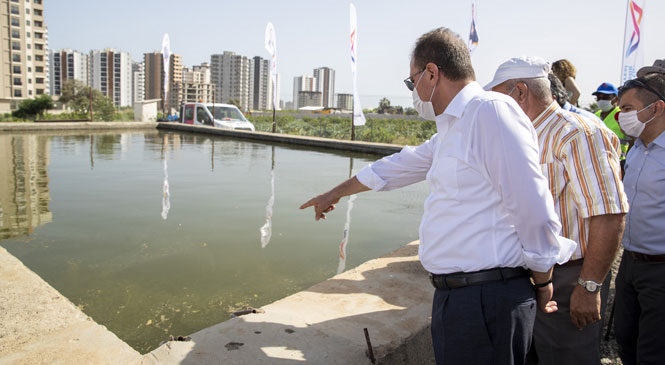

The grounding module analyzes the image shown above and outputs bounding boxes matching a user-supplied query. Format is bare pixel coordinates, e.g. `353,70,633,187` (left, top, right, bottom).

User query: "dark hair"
412,27,476,81
548,73,568,107
620,74,665,105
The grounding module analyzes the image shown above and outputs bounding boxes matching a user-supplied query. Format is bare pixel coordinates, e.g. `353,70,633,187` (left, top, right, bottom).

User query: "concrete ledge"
157,122,404,156
0,246,142,364
143,241,434,364
0,121,158,132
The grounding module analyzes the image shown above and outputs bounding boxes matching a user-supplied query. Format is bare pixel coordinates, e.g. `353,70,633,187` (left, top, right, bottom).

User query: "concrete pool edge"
1,241,434,364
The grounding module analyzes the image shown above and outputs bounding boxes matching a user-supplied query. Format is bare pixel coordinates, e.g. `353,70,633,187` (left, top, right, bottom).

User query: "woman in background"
552,59,582,106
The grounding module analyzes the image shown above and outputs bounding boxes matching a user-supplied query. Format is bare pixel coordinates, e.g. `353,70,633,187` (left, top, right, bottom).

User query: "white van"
180,102,255,132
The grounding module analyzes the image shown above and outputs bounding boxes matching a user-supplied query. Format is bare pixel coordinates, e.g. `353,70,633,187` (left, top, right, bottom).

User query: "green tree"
12,94,54,120
59,79,116,120
404,107,418,116
377,97,393,114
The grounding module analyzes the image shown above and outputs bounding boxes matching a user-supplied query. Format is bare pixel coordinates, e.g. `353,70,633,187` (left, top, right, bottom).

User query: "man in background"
593,83,630,165
614,74,665,365
486,56,628,365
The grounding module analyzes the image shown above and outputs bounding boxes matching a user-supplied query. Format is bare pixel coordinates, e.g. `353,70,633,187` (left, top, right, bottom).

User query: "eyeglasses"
618,78,665,102
404,68,426,91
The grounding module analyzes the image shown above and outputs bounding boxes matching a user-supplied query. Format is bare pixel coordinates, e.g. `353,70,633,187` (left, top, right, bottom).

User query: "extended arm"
299,176,370,221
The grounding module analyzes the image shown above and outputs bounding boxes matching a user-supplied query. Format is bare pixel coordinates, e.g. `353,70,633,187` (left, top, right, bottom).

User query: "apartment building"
293,75,316,109
0,0,48,113
144,52,182,113
90,49,133,107
210,51,253,111
49,49,89,97
313,67,335,109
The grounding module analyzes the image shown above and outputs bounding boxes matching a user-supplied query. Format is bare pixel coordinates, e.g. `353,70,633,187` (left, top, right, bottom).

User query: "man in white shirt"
300,28,575,364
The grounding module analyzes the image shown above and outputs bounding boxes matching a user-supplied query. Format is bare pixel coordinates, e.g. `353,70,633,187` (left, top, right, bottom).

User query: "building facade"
313,67,335,108
49,49,89,97
336,93,353,111
144,52,182,113
293,75,316,109
0,0,48,112
90,49,133,107
210,51,253,111
132,61,144,105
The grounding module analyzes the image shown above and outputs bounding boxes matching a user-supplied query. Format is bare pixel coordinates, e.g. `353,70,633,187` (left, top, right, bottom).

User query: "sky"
45,0,664,110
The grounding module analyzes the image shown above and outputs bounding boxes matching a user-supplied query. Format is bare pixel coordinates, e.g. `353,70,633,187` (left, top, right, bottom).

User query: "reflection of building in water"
0,135,52,240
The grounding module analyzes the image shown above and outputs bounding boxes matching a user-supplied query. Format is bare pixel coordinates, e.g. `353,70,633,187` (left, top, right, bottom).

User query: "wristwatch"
577,277,602,293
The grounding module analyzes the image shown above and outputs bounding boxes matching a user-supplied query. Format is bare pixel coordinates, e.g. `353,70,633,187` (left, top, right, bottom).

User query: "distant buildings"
0,0,49,113
3,1,354,114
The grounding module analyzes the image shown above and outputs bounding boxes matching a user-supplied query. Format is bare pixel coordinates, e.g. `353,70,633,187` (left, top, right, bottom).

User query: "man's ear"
425,62,439,81
515,82,528,104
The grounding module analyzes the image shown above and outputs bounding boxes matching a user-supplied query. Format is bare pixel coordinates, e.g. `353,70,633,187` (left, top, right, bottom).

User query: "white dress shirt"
356,82,575,274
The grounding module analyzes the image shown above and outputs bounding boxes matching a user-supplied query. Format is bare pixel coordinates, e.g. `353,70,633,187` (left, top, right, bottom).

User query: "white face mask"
597,100,614,112
411,71,437,121
618,102,656,138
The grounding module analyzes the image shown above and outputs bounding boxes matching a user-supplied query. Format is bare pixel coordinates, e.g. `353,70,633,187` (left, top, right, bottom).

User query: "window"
12,42,20,51
13,78,22,86
27,55,31,61
13,66,21,74
36,89,44,95
12,54,21,62
11,17,20,26
34,0,43,4
26,20,31,26
25,8,30,14
11,29,20,39
10,5,19,15
14,90,22,97
35,32,43,39
35,66,43,72
34,9,42,16
35,55,43,61
34,20,42,27
35,44,42,50
36,78,44,84
26,32,31,38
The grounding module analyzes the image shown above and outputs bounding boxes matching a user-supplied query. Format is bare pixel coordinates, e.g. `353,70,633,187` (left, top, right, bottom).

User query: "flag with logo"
350,3,366,126
161,33,170,112
621,0,645,84
468,1,479,55
264,23,278,110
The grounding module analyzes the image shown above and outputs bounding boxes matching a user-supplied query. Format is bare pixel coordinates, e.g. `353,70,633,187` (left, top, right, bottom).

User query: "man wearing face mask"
301,28,576,364
614,74,665,365
485,56,628,365
593,83,630,164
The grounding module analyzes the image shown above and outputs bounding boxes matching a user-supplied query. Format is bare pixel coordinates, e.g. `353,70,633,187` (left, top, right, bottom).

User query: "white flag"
161,33,171,111
350,3,366,126
265,23,278,110
621,0,645,84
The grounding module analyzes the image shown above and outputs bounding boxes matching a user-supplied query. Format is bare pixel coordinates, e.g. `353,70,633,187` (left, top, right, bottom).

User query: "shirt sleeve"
559,122,628,218
356,135,436,191
473,99,576,272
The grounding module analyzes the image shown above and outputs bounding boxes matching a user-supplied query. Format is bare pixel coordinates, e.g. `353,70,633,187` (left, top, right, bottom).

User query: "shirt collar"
637,129,665,148
437,82,483,121
532,101,560,129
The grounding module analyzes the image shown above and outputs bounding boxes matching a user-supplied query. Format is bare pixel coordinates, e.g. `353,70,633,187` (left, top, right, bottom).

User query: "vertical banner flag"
265,23,278,110
621,0,645,84
161,33,171,113
468,1,479,55
350,3,366,126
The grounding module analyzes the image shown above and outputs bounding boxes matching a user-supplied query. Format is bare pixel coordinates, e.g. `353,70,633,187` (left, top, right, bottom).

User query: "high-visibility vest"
596,107,629,160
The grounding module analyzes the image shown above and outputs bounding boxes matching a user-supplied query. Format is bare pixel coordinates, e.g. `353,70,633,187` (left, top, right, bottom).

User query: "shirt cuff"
524,236,577,272
356,165,388,191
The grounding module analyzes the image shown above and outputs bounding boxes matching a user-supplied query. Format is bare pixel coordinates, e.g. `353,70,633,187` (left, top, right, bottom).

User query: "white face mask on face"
618,102,656,138
411,70,437,121
597,99,614,112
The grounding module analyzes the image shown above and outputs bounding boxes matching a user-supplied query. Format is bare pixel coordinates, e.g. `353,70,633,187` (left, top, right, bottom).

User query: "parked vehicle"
179,102,255,131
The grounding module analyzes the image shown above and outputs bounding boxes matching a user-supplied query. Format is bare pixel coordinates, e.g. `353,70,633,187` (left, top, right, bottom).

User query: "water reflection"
0,130,426,353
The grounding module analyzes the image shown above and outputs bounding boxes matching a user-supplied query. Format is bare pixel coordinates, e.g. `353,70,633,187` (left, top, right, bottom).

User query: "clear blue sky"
46,0,664,110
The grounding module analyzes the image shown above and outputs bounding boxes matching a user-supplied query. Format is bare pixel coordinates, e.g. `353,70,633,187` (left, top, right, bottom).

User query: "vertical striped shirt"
534,102,629,260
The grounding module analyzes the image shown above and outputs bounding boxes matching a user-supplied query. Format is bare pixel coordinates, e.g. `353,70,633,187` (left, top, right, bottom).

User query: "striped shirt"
534,102,629,260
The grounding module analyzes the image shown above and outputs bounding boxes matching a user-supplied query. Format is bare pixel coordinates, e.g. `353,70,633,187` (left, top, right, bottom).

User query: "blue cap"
592,82,618,96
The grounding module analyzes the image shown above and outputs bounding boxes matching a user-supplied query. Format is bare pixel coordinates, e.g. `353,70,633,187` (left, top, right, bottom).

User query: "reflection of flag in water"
161,135,171,220
468,1,479,55
621,0,645,84
337,194,356,275
260,147,275,248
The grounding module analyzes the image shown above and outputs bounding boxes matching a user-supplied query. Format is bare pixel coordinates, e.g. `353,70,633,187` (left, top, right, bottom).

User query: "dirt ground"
599,249,623,365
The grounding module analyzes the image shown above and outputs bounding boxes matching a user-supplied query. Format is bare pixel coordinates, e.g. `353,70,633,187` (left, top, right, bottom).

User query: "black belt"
627,250,665,262
429,267,528,290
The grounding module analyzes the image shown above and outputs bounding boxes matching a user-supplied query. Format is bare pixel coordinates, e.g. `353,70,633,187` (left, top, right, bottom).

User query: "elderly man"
614,74,665,365
301,30,575,364
485,56,628,365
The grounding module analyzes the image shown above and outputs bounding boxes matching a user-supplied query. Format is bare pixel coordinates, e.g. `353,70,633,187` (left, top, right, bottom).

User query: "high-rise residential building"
293,75,316,109
336,93,353,111
144,52,182,113
90,49,133,107
210,51,253,111
191,63,211,84
313,67,335,108
49,49,89,97
252,56,271,111
132,61,144,104
0,0,49,113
